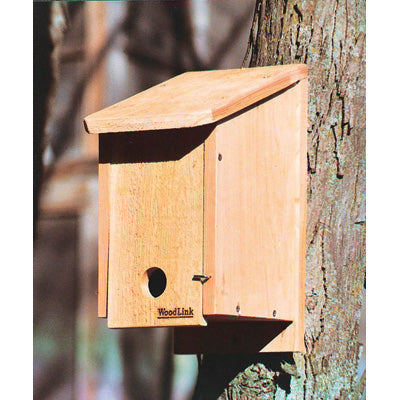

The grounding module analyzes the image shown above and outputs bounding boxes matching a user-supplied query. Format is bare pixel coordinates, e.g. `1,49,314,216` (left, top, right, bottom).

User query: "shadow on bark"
193,353,294,399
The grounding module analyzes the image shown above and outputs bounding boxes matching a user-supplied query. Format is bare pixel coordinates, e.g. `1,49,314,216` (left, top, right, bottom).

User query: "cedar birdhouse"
84,65,308,353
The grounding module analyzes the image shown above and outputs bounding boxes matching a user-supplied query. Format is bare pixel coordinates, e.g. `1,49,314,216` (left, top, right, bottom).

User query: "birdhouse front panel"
102,128,213,328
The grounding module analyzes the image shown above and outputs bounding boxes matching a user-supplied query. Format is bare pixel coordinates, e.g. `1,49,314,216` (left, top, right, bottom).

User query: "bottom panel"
174,316,303,354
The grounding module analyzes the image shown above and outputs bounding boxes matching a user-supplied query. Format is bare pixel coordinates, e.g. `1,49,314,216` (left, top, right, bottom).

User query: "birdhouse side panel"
203,81,307,352
259,78,307,352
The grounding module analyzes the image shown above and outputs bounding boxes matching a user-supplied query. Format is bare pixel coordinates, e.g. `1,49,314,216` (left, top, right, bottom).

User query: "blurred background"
33,2,255,399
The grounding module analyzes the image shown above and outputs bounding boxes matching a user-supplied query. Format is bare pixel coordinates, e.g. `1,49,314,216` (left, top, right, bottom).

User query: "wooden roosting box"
84,65,308,353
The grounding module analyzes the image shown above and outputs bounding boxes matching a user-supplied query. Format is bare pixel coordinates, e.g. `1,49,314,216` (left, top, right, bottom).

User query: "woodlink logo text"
157,307,194,319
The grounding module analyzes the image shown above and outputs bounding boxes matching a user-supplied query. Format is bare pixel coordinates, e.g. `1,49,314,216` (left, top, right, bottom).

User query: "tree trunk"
196,0,365,398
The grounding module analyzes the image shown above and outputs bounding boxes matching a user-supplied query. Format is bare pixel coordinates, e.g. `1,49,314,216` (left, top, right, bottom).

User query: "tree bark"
196,0,365,399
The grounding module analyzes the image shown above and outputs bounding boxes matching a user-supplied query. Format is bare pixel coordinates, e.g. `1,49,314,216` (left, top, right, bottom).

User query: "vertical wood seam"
203,129,217,316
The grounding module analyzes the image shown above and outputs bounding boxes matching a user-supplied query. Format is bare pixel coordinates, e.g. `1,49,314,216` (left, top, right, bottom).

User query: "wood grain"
84,65,307,134
107,129,210,328
263,79,307,352
202,80,307,352
203,129,217,315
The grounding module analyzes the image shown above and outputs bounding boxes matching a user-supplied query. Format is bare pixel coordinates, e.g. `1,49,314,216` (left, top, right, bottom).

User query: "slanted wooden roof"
84,64,307,134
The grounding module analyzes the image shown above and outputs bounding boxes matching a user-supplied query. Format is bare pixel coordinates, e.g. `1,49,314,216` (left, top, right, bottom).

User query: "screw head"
218,153,222,161
272,310,277,317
